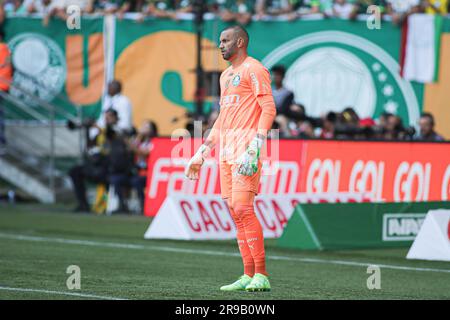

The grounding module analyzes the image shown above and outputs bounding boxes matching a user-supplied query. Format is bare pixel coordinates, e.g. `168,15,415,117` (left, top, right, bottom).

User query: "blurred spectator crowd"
202,64,446,142
0,0,448,26
67,79,158,214
268,64,445,141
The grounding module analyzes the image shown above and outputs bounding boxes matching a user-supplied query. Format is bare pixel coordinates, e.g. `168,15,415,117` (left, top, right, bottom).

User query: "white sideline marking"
1,232,450,274
0,286,127,300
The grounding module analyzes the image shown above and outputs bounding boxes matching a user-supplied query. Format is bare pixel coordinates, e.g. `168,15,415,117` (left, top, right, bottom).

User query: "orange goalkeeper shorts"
219,161,262,199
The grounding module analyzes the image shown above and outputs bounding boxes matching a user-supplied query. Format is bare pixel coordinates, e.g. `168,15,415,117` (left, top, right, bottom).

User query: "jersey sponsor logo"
220,94,240,108
250,72,260,95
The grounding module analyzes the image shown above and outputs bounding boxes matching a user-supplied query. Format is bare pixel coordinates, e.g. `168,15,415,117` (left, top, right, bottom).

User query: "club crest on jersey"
232,75,241,87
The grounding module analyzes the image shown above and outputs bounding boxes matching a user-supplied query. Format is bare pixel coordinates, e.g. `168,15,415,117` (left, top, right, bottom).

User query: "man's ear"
237,37,244,48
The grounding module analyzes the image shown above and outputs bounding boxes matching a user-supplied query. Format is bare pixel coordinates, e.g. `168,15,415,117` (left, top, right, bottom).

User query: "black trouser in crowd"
69,164,108,211
109,174,147,213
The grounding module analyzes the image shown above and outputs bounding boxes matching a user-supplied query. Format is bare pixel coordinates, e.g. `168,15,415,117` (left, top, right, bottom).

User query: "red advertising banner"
301,140,450,203
144,138,450,216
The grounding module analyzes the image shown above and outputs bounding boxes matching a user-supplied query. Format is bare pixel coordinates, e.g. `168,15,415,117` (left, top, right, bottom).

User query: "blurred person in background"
286,103,307,121
350,0,387,20
139,0,175,20
21,0,53,14
383,114,405,140
174,0,193,14
127,120,158,212
332,0,355,19
415,112,445,141
358,117,376,140
141,0,193,20
371,112,391,139
42,0,94,26
3,0,24,14
106,113,135,213
0,29,12,155
333,107,360,139
210,0,254,25
273,114,291,138
41,0,65,26
117,0,142,20
319,111,337,139
377,111,391,130
385,0,422,25
339,107,360,127
311,0,334,16
255,0,292,19
283,0,323,21
97,79,133,135
298,120,315,139
99,0,136,17
270,65,297,119
422,0,448,15
69,0,95,13
69,109,120,212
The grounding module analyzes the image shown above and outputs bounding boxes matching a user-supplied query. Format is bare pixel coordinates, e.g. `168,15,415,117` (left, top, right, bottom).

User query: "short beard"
222,52,231,60
222,45,237,61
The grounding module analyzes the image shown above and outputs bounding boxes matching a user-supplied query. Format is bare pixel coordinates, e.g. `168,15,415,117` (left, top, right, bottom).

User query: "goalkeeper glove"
185,144,210,180
236,136,264,176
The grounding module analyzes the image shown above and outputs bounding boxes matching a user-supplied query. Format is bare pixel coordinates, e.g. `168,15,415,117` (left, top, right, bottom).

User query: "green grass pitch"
0,204,449,300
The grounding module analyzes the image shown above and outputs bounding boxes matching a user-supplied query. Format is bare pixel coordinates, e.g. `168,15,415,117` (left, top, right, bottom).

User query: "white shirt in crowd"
97,93,133,133
333,2,355,19
386,0,420,14
21,0,52,14
49,0,91,11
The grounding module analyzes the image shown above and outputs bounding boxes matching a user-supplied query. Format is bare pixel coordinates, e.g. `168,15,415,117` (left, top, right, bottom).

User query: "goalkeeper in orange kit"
184,25,277,292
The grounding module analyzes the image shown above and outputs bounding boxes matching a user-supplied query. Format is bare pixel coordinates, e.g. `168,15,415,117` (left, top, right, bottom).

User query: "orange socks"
233,204,268,276
229,206,255,277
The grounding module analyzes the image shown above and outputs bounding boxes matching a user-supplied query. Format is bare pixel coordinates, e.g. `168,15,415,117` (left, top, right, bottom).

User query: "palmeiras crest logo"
262,31,420,127
232,74,241,87
8,33,66,106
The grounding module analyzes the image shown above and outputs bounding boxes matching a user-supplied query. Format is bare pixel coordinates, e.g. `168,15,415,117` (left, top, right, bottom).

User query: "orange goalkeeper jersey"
209,56,276,162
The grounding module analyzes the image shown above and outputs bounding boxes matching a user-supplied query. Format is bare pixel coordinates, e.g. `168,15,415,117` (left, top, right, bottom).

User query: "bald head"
219,25,249,61
224,25,249,48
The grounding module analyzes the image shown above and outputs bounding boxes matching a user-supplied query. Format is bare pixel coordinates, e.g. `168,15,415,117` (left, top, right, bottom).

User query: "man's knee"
233,203,254,219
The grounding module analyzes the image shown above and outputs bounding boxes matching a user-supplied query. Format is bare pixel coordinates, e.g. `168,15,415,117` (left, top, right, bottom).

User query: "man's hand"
184,144,209,180
236,136,264,176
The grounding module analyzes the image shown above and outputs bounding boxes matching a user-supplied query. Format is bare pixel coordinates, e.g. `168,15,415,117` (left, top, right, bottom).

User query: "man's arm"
256,94,277,139
250,66,277,139
235,65,277,176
